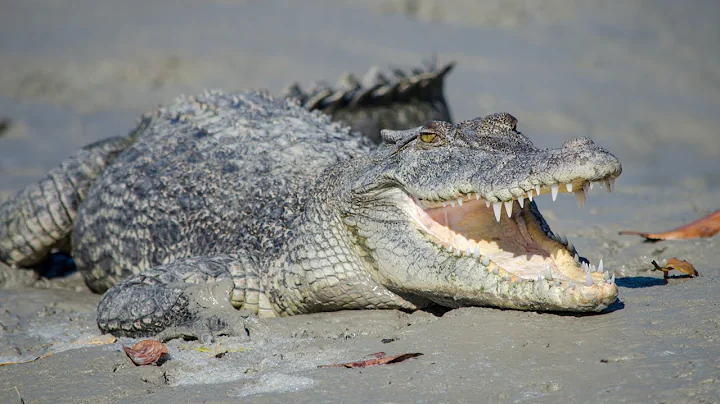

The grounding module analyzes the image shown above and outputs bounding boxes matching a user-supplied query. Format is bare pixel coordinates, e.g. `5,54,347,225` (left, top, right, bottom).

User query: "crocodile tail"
0,134,135,268
284,60,455,143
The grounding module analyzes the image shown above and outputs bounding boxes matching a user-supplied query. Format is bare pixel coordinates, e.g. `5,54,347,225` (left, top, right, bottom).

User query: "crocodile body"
0,62,453,270
0,65,622,340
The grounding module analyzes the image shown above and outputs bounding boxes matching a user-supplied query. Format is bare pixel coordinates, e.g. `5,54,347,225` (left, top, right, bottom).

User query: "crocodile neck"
263,156,429,316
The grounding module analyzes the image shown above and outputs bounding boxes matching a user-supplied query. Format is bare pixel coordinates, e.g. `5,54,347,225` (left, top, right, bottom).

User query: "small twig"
14,386,25,404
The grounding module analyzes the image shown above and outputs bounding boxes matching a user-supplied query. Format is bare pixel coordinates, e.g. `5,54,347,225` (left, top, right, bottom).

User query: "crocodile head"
345,113,622,312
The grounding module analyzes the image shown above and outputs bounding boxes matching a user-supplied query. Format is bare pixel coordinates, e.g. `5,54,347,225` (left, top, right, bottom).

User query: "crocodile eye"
420,133,437,143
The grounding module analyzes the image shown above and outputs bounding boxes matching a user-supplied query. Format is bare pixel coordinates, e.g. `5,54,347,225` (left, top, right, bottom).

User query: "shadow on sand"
615,276,666,289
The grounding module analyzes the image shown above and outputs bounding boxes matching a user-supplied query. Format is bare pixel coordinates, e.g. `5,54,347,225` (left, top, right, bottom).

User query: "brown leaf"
123,340,168,366
319,352,423,368
620,210,720,241
73,334,117,346
0,353,53,367
652,257,699,278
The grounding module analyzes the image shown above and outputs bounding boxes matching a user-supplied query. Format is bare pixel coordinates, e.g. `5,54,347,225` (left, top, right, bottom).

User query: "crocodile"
0,73,622,341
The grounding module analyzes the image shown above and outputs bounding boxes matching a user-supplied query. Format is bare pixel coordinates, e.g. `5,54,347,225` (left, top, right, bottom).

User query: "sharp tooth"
566,183,573,192
450,199,456,207
582,181,590,196
482,256,490,266
590,182,595,190
609,274,615,284
518,197,524,208
535,184,541,195
554,279,560,286
455,249,462,257
504,201,513,217
537,275,542,282
559,233,568,245
591,264,597,273
516,276,523,284
545,265,553,280
493,202,502,222
598,259,604,273
574,253,580,263
551,184,559,201
473,245,480,259
527,189,534,201
567,242,575,254
465,247,472,256
447,245,453,253
603,271,611,281
457,197,463,206
485,199,491,208
442,201,447,207
581,262,587,272
575,189,587,208
604,178,614,193
475,193,480,200
493,267,499,275
585,272,593,286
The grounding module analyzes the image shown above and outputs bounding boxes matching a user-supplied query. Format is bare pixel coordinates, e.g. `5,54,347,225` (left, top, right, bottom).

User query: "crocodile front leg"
96,254,274,341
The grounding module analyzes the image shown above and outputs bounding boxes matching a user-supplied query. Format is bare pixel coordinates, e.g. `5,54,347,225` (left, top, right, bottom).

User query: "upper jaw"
399,136,622,209
415,174,618,221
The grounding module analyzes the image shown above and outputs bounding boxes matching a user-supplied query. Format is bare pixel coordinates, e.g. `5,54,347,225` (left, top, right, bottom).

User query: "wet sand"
1,1,719,402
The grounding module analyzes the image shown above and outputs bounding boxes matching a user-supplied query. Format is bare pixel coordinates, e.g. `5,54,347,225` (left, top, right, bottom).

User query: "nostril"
562,137,596,149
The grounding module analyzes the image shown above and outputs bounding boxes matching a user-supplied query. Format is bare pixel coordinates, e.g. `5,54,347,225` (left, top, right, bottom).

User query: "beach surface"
1,1,718,402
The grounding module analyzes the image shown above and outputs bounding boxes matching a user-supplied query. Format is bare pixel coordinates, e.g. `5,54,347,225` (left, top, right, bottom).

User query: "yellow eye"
420,133,437,143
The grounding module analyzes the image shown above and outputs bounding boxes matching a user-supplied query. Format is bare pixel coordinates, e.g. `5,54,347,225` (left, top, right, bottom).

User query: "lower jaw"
442,278,618,313
415,201,618,310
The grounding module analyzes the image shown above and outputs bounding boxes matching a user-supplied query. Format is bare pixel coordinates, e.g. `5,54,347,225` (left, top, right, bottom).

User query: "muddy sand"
1,1,719,402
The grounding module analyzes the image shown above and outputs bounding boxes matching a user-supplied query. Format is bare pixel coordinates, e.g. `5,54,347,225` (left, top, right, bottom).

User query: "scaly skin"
1,86,621,340
0,136,134,267
286,61,454,143
1,61,452,271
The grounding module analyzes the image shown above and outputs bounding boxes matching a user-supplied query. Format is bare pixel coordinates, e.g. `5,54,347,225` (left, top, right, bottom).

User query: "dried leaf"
0,353,53,367
15,386,25,404
620,210,720,241
319,352,423,368
183,343,251,356
123,340,168,366
651,258,699,277
72,334,117,346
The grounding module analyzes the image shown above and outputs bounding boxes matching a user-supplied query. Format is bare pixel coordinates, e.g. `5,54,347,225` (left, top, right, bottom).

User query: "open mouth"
409,179,617,290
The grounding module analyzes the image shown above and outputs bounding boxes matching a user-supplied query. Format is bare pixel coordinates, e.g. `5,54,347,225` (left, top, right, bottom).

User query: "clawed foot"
156,279,255,343
155,308,253,343
99,276,267,342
